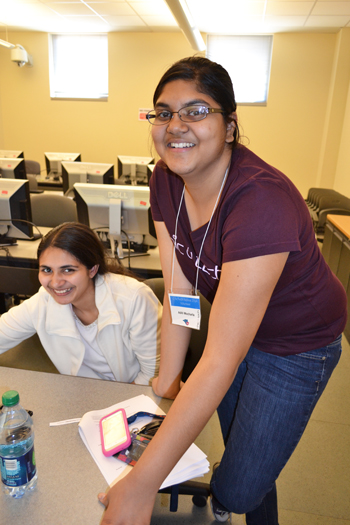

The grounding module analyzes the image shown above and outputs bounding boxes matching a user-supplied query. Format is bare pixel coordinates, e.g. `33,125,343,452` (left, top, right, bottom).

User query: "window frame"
206,35,273,106
49,33,109,101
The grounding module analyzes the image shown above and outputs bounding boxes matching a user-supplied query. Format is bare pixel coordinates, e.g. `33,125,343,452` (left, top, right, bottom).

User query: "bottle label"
0,445,36,487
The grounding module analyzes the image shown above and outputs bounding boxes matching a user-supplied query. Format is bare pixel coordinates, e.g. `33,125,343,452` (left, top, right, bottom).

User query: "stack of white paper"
78,394,210,489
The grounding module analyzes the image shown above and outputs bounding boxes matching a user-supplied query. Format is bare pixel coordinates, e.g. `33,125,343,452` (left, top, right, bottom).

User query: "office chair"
30,193,77,228
24,160,43,193
25,159,41,176
144,277,212,511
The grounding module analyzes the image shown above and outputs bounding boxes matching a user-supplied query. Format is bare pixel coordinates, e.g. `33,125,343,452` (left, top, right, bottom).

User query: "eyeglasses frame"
146,105,225,126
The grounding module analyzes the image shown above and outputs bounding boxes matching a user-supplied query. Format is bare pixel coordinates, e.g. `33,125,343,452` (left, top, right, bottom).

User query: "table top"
0,227,51,263
0,229,161,272
0,368,171,524
327,214,350,239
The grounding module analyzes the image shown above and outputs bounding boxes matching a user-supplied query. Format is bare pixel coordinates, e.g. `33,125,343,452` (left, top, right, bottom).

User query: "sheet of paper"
78,394,209,489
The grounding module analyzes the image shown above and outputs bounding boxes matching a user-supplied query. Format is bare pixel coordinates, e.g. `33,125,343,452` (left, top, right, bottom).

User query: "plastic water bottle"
0,390,37,498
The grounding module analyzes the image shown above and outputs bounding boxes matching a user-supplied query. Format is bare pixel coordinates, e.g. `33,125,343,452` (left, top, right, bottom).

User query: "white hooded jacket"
0,273,161,385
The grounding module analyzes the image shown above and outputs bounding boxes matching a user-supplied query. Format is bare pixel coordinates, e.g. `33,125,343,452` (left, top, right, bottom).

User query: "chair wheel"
192,495,207,507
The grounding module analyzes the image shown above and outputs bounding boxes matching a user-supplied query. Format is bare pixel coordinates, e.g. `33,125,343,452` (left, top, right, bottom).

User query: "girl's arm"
151,221,194,399
99,237,289,525
128,283,162,385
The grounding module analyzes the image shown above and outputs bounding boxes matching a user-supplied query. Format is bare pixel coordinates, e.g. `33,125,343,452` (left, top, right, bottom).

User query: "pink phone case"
99,408,131,457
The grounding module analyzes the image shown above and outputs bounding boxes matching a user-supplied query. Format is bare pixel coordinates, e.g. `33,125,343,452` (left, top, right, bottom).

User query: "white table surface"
0,368,171,524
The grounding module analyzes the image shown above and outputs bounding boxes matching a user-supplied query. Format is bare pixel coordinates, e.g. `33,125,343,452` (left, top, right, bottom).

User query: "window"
49,34,108,100
207,35,273,105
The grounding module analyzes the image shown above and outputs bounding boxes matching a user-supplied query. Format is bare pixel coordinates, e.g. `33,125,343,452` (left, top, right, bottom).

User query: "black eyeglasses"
146,105,224,126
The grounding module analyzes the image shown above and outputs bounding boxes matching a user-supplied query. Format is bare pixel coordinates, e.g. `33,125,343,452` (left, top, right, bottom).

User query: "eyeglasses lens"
147,105,209,125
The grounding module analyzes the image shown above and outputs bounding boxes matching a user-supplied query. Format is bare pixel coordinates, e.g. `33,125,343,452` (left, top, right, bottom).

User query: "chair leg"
169,485,179,512
159,481,210,512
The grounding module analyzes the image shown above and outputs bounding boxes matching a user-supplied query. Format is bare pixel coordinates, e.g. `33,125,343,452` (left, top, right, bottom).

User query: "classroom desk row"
0,228,162,313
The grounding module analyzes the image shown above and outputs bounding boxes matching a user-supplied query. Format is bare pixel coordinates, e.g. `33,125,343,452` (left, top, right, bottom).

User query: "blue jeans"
210,335,342,525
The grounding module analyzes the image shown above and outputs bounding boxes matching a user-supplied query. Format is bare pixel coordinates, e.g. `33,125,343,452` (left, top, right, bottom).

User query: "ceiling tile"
101,14,146,26
265,1,314,16
128,0,173,16
46,2,95,15
86,2,134,15
1,0,350,35
1,1,65,30
199,15,265,34
305,14,350,26
187,0,266,17
312,1,350,16
141,14,177,26
264,14,308,26
40,0,93,3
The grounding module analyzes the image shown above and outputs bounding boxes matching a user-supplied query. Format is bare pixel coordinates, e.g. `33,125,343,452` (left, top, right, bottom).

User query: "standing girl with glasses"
99,57,346,524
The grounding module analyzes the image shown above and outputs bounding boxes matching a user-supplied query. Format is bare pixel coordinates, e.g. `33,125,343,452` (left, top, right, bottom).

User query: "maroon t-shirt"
150,145,347,356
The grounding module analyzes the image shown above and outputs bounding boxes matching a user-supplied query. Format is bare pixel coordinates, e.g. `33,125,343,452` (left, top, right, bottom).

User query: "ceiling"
0,0,350,39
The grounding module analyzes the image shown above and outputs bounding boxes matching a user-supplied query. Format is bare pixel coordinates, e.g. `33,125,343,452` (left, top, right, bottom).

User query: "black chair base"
159,480,210,512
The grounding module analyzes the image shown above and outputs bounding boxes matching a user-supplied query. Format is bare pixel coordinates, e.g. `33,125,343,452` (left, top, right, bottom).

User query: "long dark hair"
153,56,239,149
37,222,133,279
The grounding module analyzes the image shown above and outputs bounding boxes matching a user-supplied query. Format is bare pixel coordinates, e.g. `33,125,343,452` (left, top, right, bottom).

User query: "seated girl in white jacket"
0,222,161,385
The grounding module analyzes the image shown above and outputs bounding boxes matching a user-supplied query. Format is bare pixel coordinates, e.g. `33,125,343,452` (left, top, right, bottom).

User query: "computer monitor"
0,158,27,180
61,161,115,194
147,164,155,184
44,152,81,177
0,179,34,243
117,156,154,185
0,150,24,159
74,182,157,259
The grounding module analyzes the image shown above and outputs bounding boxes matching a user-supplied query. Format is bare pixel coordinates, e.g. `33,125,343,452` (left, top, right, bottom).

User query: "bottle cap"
2,390,20,407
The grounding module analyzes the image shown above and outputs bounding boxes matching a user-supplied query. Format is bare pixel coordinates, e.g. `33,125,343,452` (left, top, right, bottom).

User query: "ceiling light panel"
1,1,64,31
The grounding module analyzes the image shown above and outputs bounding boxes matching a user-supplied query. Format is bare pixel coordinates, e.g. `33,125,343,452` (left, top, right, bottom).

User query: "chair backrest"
30,193,77,228
144,278,211,381
25,160,41,175
27,174,39,191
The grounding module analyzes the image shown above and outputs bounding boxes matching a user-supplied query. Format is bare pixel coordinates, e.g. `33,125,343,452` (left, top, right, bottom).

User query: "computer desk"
36,175,64,192
0,367,220,523
0,229,162,313
0,367,171,524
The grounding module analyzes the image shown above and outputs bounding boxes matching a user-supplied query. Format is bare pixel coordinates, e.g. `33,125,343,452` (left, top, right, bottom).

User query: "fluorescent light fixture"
0,38,15,49
164,0,206,51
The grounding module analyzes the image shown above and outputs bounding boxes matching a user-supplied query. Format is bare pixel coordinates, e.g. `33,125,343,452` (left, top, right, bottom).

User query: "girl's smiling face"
38,247,98,307
151,79,234,183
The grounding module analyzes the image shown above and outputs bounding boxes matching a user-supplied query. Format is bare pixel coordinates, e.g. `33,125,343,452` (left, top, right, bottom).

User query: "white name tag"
168,293,201,330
